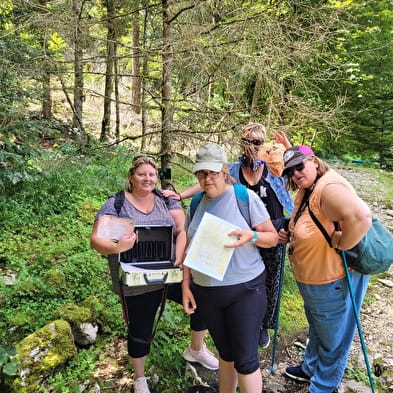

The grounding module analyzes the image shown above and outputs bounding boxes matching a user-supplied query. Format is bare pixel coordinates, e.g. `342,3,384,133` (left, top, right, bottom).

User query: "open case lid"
120,224,173,265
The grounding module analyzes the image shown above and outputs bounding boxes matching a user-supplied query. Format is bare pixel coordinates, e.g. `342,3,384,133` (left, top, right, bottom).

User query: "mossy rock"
12,319,77,393
54,303,95,325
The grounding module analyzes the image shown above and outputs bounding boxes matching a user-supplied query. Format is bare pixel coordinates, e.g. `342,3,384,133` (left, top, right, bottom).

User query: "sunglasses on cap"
132,155,156,163
285,158,313,177
241,138,264,146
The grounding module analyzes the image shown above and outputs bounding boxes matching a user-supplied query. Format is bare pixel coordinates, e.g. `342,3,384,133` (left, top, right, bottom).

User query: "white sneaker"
183,344,219,370
134,377,151,393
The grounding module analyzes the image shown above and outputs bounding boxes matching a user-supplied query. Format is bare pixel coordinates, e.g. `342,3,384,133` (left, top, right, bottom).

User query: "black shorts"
193,271,266,374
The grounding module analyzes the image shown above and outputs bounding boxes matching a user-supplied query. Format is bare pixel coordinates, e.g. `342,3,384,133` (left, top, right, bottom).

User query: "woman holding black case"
90,156,218,393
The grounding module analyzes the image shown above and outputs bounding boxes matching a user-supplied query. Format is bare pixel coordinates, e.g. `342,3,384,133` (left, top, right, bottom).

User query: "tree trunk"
72,0,84,133
114,41,120,141
101,0,116,142
39,0,52,119
42,70,52,119
160,0,173,189
131,7,141,114
141,2,149,150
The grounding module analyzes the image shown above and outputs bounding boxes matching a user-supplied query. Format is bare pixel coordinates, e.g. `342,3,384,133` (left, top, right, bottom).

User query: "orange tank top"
288,169,355,284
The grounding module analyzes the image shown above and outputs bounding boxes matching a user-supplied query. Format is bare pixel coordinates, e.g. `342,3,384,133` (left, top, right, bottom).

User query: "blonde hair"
125,156,158,192
222,163,236,185
241,123,267,141
240,123,266,161
286,156,330,191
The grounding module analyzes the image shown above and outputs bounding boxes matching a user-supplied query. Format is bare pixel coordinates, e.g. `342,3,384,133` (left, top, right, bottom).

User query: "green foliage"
42,345,99,393
373,169,393,209
344,363,378,388
0,119,71,192
277,259,308,337
147,303,204,393
0,346,18,376
336,0,393,168
0,345,18,393
0,143,206,391
0,144,135,347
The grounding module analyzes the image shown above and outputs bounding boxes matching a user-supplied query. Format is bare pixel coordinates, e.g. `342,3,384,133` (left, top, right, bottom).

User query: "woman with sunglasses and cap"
278,146,372,393
181,142,279,393
90,156,218,393
164,123,293,348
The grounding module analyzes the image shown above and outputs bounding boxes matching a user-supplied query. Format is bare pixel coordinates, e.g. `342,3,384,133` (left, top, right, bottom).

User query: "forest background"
1,0,393,392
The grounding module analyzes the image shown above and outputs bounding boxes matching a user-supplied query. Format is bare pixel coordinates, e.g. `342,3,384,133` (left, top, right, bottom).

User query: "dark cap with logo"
282,145,315,176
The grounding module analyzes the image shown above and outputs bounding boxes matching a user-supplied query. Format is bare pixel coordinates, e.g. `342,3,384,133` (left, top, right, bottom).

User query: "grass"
277,260,307,339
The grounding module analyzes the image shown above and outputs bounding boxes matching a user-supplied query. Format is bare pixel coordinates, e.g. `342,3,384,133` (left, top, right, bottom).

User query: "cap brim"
193,162,223,173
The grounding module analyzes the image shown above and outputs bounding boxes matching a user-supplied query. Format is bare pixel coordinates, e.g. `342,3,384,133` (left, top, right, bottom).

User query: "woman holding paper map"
181,143,279,393
164,124,293,349
90,156,218,393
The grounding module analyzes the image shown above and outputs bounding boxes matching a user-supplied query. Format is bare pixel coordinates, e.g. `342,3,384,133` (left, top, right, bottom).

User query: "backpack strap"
190,184,251,227
114,190,125,216
233,183,250,226
190,191,204,221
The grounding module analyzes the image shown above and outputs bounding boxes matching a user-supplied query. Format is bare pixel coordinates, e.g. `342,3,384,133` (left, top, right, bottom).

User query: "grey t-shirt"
186,186,270,287
95,191,182,296
96,191,181,229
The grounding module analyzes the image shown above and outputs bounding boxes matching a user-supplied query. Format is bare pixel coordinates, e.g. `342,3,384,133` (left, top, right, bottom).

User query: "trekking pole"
341,250,376,393
269,243,286,373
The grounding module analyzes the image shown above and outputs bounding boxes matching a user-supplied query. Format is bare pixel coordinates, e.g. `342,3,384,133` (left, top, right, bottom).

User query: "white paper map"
183,212,239,281
96,215,135,241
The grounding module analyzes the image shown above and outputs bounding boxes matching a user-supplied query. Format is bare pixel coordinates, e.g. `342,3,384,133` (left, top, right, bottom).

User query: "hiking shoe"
134,377,151,393
258,328,270,348
183,344,219,370
285,363,310,382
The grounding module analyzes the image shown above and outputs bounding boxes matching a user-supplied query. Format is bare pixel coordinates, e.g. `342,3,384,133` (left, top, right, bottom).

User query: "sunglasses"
285,158,313,177
132,155,156,163
241,138,264,146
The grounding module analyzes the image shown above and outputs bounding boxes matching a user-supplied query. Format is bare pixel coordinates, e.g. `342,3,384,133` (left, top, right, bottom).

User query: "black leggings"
125,284,206,358
260,243,285,329
193,272,266,375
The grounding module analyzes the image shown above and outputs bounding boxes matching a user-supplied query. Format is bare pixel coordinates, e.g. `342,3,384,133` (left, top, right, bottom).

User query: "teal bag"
343,217,393,274
308,204,393,275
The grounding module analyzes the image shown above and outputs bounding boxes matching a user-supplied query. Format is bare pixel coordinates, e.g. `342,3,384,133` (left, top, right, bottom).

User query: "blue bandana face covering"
238,156,265,171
